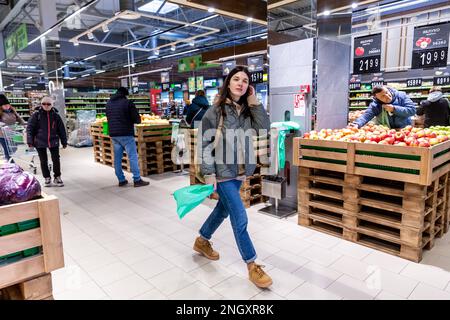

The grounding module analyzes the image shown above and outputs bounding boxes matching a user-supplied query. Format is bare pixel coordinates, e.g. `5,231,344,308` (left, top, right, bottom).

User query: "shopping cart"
0,124,38,174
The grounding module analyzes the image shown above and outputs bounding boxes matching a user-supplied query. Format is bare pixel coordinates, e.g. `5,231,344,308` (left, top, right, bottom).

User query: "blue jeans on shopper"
0,137,10,160
111,136,141,183
199,179,257,263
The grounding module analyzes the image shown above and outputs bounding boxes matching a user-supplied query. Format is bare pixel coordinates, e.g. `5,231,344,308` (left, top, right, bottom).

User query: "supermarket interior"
2,0,450,302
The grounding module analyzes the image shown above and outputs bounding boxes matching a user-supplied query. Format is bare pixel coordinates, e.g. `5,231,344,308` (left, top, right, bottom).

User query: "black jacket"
27,107,67,148
106,93,141,137
186,96,210,129
416,98,450,128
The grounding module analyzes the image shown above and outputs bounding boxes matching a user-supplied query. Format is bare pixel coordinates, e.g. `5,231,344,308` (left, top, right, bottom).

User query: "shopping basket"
0,124,38,174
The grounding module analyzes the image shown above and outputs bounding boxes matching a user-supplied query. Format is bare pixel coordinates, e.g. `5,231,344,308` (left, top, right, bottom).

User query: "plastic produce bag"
271,121,301,170
0,163,41,206
173,184,214,219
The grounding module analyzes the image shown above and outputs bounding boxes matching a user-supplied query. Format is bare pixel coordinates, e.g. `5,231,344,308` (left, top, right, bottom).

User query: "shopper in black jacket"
106,87,149,187
416,86,450,128
27,96,67,187
186,90,210,129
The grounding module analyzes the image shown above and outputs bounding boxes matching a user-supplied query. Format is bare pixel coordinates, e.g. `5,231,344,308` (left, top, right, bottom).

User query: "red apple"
394,132,405,142
417,130,425,138
419,141,431,148
303,133,310,138
379,140,390,145
395,142,407,146
438,135,449,143
355,47,365,56
427,132,437,138
384,137,395,145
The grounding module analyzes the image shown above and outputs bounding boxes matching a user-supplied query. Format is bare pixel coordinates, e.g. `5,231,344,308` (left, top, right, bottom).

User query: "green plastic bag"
376,109,391,129
271,121,301,170
173,184,214,219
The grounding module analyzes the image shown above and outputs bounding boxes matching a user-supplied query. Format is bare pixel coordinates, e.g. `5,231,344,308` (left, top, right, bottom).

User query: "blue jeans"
199,179,257,263
111,136,141,182
0,137,10,160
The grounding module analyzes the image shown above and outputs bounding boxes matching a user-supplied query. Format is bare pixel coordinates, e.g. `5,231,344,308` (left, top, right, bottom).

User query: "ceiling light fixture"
73,40,79,46
208,8,215,13
171,45,176,51
163,48,200,59
117,67,172,79
87,32,94,39
84,54,97,61
40,72,45,76
246,32,267,40
189,41,195,47
10,84,14,87
123,63,136,68
323,10,330,16
102,23,109,33
192,14,219,25
0,60,4,65
26,76,32,80
96,70,106,74
246,17,253,22
81,73,91,78
154,49,160,55
352,3,358,9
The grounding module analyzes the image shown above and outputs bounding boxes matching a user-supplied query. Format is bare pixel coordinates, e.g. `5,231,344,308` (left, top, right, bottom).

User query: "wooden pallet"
0,273,53,300
298,167,449,262
293,138,450,185
0,195,64,295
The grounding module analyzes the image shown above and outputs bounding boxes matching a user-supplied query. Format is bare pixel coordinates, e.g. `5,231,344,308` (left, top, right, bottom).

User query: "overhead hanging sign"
178,55,220,72
353,34,382,75
188,77,196,92
412,22,449,69
196,76,204,91
4,24,28,59
222,61,236,76
247,55,264,72
161,72,170,83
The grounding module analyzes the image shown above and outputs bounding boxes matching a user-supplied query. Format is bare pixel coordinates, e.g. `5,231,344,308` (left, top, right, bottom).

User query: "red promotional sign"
150,88,162,113
294,93,306,117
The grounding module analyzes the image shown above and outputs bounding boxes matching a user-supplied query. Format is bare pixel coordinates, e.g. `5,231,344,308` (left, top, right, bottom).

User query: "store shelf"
349,89,372,93
349,97,372,101
349,106,368,109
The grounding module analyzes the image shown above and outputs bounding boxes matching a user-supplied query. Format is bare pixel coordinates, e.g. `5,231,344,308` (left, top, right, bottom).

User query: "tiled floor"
39,147,450,300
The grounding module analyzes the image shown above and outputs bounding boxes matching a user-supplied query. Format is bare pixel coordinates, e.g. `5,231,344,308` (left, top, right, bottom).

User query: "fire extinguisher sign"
294,93,306,117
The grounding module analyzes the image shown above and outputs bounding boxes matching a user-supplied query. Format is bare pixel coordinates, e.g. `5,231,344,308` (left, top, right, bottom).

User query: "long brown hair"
215,66,252,119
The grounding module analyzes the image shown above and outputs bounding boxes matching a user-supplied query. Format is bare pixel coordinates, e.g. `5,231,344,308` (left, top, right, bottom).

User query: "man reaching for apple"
352,85,416,129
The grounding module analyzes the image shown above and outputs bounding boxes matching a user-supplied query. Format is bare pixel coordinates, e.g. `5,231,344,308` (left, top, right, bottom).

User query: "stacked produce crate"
294,136,450,262
188,129,270,208
0,194,64,300
90,122,178,176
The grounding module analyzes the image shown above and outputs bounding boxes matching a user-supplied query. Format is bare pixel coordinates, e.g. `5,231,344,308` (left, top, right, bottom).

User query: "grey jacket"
199,102,270,179
0,109,25,138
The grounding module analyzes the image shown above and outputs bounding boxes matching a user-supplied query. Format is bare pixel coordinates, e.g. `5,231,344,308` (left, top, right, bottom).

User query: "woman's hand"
204,174,217,191
247,85,259,106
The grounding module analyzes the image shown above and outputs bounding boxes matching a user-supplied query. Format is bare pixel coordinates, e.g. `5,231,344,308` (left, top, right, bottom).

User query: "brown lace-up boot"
193,236,219,260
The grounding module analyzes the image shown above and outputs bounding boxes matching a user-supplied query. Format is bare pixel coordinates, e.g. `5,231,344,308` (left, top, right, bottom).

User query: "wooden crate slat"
0,229,42,257
301,149,348,161
0,201,39,226
0,256,45,289
355,154,421,170
354,167,421,184
38,197,64,273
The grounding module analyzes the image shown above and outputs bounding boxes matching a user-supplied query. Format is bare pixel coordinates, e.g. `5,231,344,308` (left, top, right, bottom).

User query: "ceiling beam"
268,0,298,10
201,39,266,63
169,0,267,26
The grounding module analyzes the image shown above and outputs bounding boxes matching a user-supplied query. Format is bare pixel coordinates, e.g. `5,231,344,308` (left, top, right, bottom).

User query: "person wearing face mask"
351,85,416,129
26,97,67,187
193,66,272,289
0,94,25,160
416,86,450,128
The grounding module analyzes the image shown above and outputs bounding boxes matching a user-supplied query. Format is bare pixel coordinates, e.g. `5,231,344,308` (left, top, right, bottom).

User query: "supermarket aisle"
45,147,450,300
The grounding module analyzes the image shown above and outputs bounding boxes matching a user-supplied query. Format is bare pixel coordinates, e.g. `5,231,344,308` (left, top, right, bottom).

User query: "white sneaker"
44,178,52,187
54,176,64,187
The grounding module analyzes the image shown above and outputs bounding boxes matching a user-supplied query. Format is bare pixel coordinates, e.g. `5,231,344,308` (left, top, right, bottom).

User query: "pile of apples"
303,124,450,148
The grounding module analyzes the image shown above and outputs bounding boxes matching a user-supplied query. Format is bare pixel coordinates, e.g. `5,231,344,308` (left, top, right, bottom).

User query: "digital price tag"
406,78,423,87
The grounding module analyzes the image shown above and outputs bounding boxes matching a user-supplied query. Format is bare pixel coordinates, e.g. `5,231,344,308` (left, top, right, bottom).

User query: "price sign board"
349,82,361,90
250,71,264,84
434,76,450,86
406,78,423,87
353,34,382,75
412,22,449,69
371,81,384,88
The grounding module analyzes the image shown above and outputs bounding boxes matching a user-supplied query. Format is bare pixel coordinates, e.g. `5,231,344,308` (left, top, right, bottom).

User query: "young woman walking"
193,66,272,288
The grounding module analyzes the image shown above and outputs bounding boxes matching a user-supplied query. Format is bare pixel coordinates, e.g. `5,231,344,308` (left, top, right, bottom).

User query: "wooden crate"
298,167,449,262
90,123,178,176
293,138,450,185
0,195,64,293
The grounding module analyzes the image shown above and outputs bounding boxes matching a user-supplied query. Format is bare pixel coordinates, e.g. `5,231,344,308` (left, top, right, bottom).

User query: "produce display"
348,110,366,123
0,163,41,206
303,123,450,147
139,114,169,125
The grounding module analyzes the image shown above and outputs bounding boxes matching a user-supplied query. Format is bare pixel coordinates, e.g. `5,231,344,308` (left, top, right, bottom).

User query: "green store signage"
178,54,219,72
4,24,28,59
